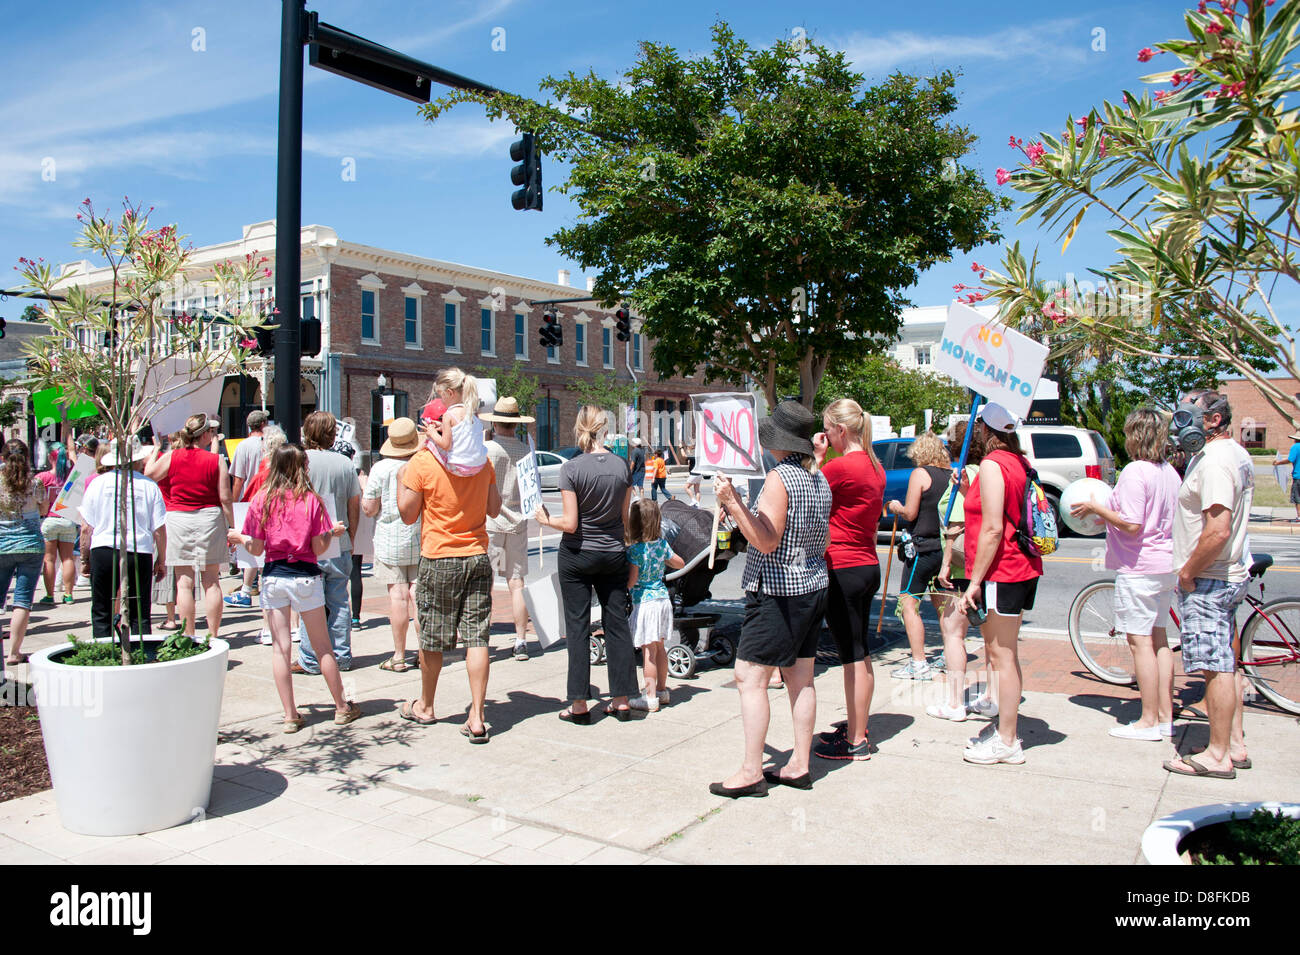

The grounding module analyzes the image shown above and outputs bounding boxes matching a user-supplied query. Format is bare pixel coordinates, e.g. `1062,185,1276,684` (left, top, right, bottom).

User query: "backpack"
1012,456,1058,558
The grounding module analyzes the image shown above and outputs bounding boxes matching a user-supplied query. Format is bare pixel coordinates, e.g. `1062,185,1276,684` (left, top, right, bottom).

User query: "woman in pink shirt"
1070,409,1181,741
228,445,360,733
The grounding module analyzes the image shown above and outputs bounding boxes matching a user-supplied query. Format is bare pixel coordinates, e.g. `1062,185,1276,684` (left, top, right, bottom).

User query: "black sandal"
558,708,591,725
601,702,633,721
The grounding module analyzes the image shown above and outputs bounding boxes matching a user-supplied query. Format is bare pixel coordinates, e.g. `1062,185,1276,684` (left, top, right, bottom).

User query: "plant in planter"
1183,807,1300,865
13,200,273,835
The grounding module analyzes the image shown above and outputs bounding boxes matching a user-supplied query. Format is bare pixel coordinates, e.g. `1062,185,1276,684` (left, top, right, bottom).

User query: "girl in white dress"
626,498,685,711
424,368,488,477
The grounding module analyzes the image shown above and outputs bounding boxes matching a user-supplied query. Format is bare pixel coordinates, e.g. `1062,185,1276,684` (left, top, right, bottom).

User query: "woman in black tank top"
885,434,956,680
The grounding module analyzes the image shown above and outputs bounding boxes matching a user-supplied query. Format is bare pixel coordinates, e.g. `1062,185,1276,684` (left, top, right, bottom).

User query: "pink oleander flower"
1025,142,1045,165
263,268,272,278
1206,22,1224,34
1099,136,1107,158
239,338,257,349
953,283,968,292
995,168,1011,185
963,292,986,304
1137,48,1158,62
1155,90,1172,103
1222,81,1245,97
1076,116,1089,127
970,261,984,274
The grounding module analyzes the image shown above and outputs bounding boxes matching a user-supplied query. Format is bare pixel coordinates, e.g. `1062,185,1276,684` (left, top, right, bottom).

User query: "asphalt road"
525,477,1300,639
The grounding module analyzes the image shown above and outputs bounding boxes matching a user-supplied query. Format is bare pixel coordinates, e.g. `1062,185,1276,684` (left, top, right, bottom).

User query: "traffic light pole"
275,0,306,444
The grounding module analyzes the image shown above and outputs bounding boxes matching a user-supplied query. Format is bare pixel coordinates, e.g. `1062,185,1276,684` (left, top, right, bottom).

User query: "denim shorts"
0,552,44,610
1177,578,1246,674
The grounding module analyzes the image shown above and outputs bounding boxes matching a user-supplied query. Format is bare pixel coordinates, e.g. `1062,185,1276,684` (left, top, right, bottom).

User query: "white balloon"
1059,477,1113,537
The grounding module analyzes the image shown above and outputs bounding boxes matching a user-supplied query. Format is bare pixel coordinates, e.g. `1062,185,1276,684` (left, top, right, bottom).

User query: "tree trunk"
797,350,829,411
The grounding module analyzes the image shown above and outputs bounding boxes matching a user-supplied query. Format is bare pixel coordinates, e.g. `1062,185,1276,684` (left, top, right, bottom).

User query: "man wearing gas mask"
1165,390,1255,779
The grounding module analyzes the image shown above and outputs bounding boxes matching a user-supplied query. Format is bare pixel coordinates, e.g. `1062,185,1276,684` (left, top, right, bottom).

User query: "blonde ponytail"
433,367,480,415
574,405,608,453
823,398,883,475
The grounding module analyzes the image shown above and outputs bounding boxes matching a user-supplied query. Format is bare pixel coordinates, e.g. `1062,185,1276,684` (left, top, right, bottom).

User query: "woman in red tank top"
956,403,1043,767
145,414,233,639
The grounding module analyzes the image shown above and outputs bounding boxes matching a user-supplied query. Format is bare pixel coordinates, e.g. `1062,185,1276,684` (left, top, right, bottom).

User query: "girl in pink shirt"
1070,409,1181,740
228,445,360,733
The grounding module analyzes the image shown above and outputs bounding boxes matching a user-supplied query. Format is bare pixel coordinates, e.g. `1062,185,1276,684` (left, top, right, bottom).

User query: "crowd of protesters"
0,379,1261,791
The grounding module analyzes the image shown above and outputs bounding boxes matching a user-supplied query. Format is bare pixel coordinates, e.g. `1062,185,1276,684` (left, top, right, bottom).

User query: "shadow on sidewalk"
1017,715,1067,751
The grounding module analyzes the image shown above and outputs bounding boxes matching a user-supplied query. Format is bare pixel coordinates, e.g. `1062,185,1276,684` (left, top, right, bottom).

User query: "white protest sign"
900,425,916,438
138,357,226,438
336,419,356,447
871,416,893,441
477,378,497,436
381,394,396,425
353,510,376,559
934,302,1049,420
232,502,262,569
692,392,764,478
321,499,342,560
50,453,96,526
516,433,543,517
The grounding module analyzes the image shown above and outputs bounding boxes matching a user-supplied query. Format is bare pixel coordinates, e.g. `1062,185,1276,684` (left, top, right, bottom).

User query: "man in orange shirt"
397,438,501,741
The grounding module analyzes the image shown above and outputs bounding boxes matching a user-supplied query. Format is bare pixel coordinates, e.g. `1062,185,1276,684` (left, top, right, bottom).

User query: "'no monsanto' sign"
933,302,1048,419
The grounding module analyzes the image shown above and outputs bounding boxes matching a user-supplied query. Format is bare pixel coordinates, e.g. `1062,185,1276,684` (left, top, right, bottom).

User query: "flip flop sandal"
398,700,436,725
379,658,412,672
1232,756,1252,770
461,723,490,744
4,653,29,665
158,622,181,632
282,717,306,734
1163,756,1236,780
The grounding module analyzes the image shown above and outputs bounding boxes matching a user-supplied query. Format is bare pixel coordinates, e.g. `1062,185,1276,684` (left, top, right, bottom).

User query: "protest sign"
31,387,97,427
353,510,376,559
224,438,243,461
871,416,893,441
138,357,225,438
934,302,1049,420
381,394,396,425
49,453,97,526
321,499,342,560
900,425,916,438
691,392,764,478
231,502,262,569
516,433,543,517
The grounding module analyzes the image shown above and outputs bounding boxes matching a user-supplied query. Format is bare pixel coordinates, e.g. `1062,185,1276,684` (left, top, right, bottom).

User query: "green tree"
970,0,1300,429
815,354,969,435
424,22,1006,409
569,371,640,419
478,365,541,418
20,304,43,323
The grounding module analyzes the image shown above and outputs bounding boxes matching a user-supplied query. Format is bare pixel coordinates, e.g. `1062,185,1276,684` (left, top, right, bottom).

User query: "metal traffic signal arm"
276,1,513,442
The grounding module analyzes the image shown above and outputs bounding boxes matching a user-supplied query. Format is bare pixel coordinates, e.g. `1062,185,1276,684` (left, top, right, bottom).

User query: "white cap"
976,402,1019,434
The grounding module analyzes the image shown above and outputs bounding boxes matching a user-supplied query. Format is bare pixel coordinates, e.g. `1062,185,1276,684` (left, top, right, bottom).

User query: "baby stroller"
589,499,743,678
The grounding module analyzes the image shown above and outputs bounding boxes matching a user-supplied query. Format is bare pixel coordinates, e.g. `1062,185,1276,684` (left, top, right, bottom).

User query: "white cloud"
836,18,1087,75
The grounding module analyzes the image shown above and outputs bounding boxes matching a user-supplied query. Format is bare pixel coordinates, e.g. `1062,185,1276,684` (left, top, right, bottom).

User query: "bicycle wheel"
1240,599,1300,715
1068,580,1135,686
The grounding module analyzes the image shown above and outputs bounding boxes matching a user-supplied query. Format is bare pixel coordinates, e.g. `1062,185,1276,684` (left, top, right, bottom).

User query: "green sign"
31,387,97,426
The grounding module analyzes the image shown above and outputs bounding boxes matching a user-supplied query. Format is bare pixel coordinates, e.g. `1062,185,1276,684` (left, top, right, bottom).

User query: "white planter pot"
29,637,229,836
1142,801,1300,865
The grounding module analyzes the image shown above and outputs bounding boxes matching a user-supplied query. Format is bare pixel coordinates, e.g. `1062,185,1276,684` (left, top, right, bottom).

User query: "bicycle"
1067,554,1300,715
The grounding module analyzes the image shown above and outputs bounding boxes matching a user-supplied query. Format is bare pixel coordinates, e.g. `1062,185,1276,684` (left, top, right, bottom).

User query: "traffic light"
510,132,543,212
538,309,562,349
254,319,276,357
614,306,631,342
0,317,6,340
300,316,321,357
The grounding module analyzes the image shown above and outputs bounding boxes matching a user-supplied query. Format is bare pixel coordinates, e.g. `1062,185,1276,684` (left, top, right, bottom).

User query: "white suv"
1019,425,1118,537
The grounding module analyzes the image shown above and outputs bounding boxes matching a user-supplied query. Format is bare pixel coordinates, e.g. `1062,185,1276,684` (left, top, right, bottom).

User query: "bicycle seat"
1249,554,1273,579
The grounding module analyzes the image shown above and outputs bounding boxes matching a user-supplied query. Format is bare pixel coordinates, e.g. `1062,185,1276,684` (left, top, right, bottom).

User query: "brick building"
1219,377,1300,450
54,221,709,457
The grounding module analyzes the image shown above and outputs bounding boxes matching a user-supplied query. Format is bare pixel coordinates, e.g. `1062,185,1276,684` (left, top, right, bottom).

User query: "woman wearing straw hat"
362,417,424,671
710,401,832,797
480,397,537,662
146,414,233,641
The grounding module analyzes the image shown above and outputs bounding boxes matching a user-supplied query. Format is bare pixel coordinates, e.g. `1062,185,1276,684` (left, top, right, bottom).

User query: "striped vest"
741,456,831,596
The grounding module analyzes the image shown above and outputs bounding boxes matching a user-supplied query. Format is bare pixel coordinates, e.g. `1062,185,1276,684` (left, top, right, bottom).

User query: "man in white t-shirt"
1165,390,1254,781
225,409,268,608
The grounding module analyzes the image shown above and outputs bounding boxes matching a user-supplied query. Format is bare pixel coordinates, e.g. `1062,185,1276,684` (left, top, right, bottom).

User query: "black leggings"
826,563,881,664
350,554,363,620
558,545,636,701
90,547,153,642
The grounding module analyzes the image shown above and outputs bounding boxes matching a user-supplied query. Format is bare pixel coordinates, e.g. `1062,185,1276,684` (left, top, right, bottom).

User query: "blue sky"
0,0,1255,318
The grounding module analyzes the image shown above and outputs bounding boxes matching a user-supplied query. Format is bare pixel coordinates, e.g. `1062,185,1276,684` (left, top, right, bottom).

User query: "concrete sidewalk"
1,574,1297,865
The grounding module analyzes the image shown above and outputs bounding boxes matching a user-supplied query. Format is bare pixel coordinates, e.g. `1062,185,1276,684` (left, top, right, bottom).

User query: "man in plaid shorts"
397,436,501,742
1165,391,1254,780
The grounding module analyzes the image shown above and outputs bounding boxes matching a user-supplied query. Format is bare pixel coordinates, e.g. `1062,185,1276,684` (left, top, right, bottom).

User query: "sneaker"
223,592,252,608
967,693,999,717
37,595,54,606
963,733,1025,765
351,617,362,628
513,641,529,661
818,723,848,744
892,659,933,681
927,655,946,672
926,703,968,722
258,630,273,646
815,737,871,761
1157,721,1175,737
629,693,660,712
1109,722,1162,741
658,689,670,706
